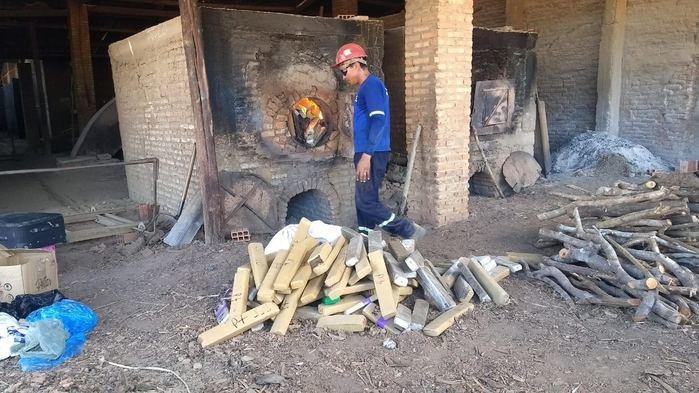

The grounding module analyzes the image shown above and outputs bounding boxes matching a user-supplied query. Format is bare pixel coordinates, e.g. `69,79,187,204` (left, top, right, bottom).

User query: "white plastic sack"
264,221,342,257
0,312,20,361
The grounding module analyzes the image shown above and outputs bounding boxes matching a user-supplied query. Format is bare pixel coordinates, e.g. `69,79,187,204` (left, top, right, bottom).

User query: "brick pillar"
505,0,527,29
332,0,358,16
404,0,473,226
68,0,96,130
595,0,627,136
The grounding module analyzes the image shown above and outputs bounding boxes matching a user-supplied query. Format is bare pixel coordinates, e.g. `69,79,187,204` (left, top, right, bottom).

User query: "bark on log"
595,206,687,229
539,228,600,250
668,295,691,318
532,266,594,300
633,291,656,322
576,199,687,218
647,313,679,329
559,246,612,272
652,300,685,324
594,279,631,298
657,233,699,254
664,286,698,298
538,188,672,221
592,229,635,283
543,257,616,280
627,249,697,288
607,237,654,279
537,276,573,301
571,276,640,307
625,219,673,228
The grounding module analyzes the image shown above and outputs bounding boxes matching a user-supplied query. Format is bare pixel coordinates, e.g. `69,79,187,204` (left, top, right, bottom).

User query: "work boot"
409,223,427,241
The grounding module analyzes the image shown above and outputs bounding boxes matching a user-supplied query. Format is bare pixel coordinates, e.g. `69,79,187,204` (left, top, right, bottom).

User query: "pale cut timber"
410,299,429,331
384,251,409,286
423,303,474,337
291,264,313,290
344,295,376,315
229,265,251,319
293,218,312,243
66,224,134,243
247,242,268,289
270,285,305,336
313,235,346,275
367,246,398,317
318,295,365,315
274,237,319,292
325,244,349,287
468,259,510,305
257,249,289,303
273,293,284,304
506,252,545,267
326,267,352,298
316,314,367,332
198,303,279,348
387,238,410,263
490,265,511,283
353,254,372,281
362,303,400,334
393,303,412,331
308,243,333,270
300,274,326,306
329,281,375,297
293,306,322,322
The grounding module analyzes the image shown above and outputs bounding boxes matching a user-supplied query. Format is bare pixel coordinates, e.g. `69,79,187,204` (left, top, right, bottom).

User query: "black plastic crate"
0,212,66,249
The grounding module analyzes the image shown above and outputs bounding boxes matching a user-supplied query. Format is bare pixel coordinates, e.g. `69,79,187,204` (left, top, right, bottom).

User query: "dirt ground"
1,174,697,393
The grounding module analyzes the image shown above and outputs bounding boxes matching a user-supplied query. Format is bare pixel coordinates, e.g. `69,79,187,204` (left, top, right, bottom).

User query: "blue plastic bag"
19,299,98,372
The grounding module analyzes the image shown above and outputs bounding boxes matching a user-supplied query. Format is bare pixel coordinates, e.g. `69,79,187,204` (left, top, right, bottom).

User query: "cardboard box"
0,248,58,303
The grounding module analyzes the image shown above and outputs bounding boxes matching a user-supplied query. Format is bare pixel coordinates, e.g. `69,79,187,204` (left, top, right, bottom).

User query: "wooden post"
179,0,224,244
536,98,551,176
67,0,96,132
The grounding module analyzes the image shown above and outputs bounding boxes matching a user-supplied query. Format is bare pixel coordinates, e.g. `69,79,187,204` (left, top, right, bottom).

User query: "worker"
332,43,425,240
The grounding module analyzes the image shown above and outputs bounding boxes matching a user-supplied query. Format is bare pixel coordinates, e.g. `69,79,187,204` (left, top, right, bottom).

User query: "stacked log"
524,175,699,328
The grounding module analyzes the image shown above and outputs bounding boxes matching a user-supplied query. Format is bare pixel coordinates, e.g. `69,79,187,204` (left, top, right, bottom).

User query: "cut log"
300,274,326,306
592,229,634,283
545,256,615,279
273,237,319,292
558,246,612,272
626,278,658,290
531,266,594,301
577,199,687,218
633,291,656,322
537,188,672,221
627,249,697,288
539,228,599,250
595,206,688,229
467,258,509,305
384,251,409,287
456,258,491,303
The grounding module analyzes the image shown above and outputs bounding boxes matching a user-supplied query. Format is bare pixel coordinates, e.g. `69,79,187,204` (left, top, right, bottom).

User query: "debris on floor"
552,132,671,176
519,175,699,327
197,218,517,347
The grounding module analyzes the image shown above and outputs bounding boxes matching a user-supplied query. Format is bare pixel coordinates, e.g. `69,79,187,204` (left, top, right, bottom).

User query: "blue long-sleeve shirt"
353,75,391,155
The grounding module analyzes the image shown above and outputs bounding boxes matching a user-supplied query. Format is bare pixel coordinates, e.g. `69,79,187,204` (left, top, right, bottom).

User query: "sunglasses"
340,62,356,76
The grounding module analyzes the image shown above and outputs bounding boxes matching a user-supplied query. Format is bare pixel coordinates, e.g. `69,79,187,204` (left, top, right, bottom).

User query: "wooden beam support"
179,0,224,244
67,0,96,131
331,0,357,16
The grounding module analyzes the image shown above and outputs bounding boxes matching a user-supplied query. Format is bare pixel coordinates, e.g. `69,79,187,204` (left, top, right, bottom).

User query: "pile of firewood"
197,218,517,348
519,174,699,327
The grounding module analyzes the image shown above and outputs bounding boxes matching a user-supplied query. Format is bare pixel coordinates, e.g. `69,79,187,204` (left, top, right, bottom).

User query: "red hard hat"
333,43,367,68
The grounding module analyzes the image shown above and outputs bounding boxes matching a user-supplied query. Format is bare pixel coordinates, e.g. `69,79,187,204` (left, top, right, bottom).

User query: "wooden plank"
313,235,346,275
318,294,364,316
270,285,304,336
229,265,250,319
345,235,364,267
257,249,289,303
351,253,372,282
290,264,312,290
325,266,351,298
273,237,319,292
362,303,399,334
62,207,132,224
468,259,510,305
66,223,134,243
308,242,333,270
316,314,366,332
367,230,397,318
490,265,511,283
247,242,268,289
324,244,348,287
179,0,223,244
300,274,326,306
423,303,474,337
198,303,279,347
326,281,374,298
292,217,312,243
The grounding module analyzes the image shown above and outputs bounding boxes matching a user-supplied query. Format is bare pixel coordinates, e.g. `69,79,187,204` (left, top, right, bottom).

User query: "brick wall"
384,27,407,154
619,0,698,163
473,0,506,27
405,0,473,226
522,0,604,152
109,18,198,215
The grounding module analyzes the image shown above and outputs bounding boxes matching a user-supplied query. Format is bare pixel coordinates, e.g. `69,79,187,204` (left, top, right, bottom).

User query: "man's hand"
356,153,372,182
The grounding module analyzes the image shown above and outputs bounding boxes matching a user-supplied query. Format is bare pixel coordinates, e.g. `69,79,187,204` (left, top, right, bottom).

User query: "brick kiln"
110,10,383,234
